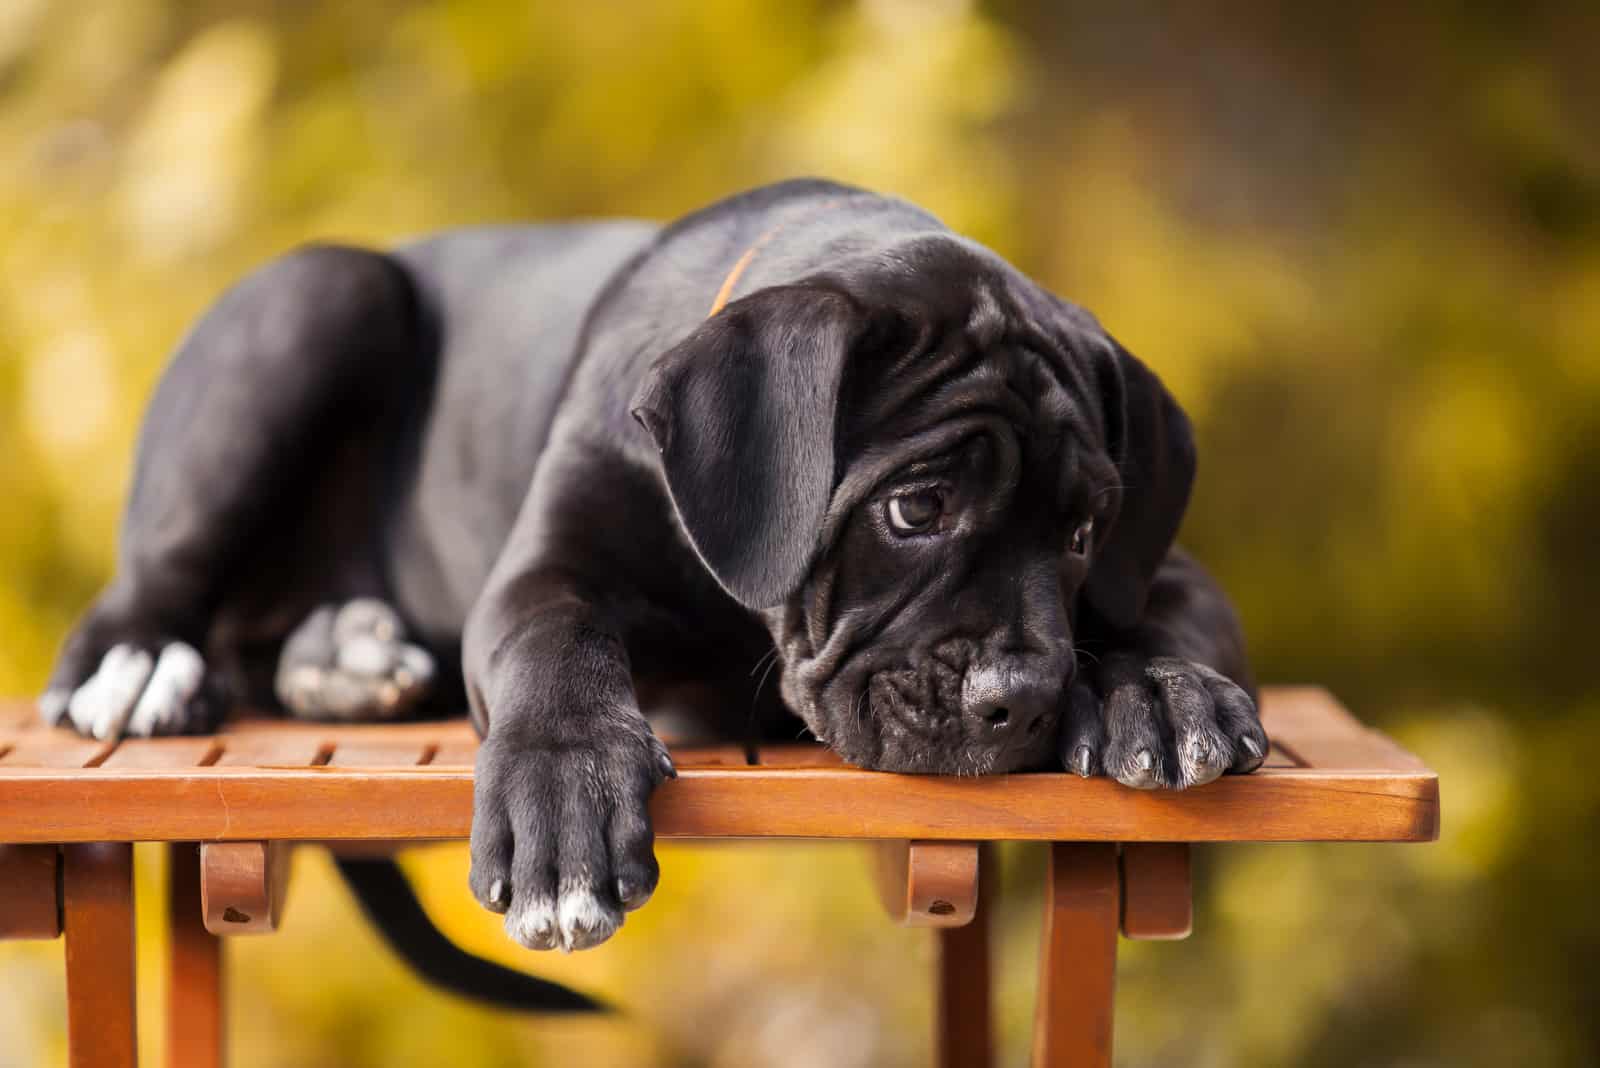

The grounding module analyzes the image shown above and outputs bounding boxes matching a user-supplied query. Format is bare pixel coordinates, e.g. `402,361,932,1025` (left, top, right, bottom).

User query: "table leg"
935,841,994,1068
1032,843,1119,1068
63,843,138,1068
168,843,224,1068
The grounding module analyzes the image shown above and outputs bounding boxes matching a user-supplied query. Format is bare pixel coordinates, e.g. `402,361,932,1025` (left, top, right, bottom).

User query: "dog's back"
381,221,658,648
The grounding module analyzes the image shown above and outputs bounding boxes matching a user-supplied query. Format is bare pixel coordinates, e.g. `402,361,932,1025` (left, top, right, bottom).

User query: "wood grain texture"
324,739,431,767
1265,686,1427,771
62,842,137,1068
100,737,220,770
168,842,224,1068
0,688,1440,845
874,840,980,927
212,734,326,768
1032,842,1119,1068
1,735,113,768
936,841,994,1068
1119,843,1192,940
0,766,1439,844
201,841,291,935
0,843,61,939
426,740,478,768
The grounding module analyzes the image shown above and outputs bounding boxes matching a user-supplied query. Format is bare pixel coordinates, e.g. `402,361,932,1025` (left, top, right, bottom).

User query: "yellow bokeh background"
3,2,1598,1065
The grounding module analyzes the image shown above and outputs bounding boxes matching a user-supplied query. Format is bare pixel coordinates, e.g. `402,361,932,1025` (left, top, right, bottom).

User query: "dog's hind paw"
45,640,214,739
1061,655,1268,790
275,599,435,721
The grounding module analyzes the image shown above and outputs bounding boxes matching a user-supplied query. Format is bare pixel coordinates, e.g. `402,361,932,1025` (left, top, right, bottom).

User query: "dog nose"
961,666,1062,743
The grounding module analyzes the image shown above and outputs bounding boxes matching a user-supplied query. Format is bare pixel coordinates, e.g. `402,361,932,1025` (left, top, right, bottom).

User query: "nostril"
985,706,1010,727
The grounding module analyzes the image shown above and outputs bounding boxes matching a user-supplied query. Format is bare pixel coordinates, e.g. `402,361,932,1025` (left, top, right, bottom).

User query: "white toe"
128,643,204,737
92,647,153,740
336,634,397,676
505,896,560,951
334,599,403,644
76,645,154,740
397,645,435,688
556,884,621,952
67,647,118,733
68,644,134,735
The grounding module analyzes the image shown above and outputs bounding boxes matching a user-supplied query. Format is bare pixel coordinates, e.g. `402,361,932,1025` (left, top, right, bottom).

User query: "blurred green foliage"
2,1,1597,1065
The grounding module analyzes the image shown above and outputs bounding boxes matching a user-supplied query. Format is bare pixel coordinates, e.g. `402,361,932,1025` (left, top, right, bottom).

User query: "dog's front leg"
1066,547,1270,790
462,567,674,952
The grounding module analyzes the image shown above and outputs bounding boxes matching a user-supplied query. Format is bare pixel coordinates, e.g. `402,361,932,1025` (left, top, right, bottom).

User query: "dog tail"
333,855,606,1013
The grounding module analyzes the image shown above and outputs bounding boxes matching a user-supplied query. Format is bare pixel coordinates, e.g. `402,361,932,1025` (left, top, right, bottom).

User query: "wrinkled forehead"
830,238,1102,450
817,240,1113,535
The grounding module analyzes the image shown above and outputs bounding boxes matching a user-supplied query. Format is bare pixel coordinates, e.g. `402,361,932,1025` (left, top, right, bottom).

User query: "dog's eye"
887,490,944,535
1069,518,1094,556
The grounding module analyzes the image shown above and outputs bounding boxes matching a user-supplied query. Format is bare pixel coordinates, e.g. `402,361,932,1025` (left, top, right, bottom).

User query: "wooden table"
0,687,1437,1067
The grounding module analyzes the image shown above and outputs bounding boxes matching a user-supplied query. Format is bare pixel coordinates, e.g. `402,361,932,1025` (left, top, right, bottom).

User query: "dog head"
631,237,1194,773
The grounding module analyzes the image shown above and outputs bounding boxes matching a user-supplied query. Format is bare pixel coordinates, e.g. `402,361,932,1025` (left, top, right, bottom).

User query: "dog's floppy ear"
630,284,866,608
1084,338,1197,629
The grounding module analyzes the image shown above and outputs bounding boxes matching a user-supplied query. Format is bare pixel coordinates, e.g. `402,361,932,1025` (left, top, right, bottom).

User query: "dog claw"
1072,744,1094,778
617,877,651,911
1242,735,1262,759
1113,747,1163,790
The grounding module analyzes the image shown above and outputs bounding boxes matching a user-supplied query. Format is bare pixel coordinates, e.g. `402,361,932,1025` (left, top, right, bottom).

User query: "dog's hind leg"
274,598,436,721
43,245,428,738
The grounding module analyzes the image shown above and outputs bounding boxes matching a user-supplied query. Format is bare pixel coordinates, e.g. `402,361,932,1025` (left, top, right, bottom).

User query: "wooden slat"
422,719,479,746
937,841,994,1068
420,718,481,767
325,739,430,767
100,737,220,770
0,734,114,768
0,765,1439,844
213,733,328,768
167,843,224,1068
63,843,137,1068
1119,843,1192,940
671,743,845,768
218,716,470,742
0,843,61,939
1262,687,1424,771
427,740,478,768
1032,842,1119,1068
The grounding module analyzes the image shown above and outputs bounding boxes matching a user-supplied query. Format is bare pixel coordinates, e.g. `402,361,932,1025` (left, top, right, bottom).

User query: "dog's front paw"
468,723,675,952
1062,656,1267,789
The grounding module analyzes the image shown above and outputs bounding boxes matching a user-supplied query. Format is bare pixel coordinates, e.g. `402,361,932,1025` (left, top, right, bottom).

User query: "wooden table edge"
0,767,1439,844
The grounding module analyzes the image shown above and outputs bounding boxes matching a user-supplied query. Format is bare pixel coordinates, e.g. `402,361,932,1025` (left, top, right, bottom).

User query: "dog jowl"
45,180,1266,968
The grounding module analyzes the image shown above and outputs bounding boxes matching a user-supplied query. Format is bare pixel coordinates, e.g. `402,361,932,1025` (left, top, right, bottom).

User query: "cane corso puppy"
43,179,1265,992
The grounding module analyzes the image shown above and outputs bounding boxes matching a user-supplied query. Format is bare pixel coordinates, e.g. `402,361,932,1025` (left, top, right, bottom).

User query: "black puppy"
44,180,1265,975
